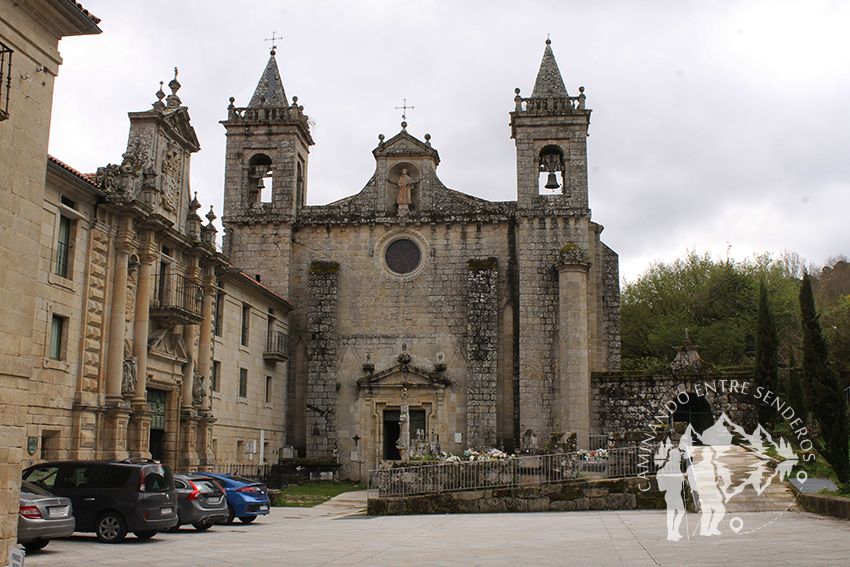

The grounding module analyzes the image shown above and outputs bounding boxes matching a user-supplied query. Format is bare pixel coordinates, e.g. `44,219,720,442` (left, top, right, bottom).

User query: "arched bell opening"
248,154,273,204
538,145,566,195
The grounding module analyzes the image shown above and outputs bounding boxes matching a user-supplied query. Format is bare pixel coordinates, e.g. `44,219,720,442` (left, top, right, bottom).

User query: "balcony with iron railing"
150,273,204,326
264,331,290,362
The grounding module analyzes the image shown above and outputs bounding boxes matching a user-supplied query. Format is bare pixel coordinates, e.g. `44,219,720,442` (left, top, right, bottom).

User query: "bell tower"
221,49,313,296
510,39,591,211
221,50,314,224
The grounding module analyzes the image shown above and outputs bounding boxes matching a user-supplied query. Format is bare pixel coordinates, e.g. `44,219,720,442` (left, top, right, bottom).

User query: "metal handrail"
265,331,290,357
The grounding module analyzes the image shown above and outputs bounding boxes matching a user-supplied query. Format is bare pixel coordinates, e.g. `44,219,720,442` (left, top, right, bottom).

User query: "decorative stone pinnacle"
401,121,407,131
169,67,180,94
206,205,217,224
190,191,201,213
152,81,166,110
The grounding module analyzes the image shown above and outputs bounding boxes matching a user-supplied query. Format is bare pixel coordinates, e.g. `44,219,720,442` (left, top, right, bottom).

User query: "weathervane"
395,98,414,122
265,31,281,55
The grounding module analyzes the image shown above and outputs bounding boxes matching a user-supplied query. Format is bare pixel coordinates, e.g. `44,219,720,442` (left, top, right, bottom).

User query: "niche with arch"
247,154,273,204
538,145,567,195
387,162,420,214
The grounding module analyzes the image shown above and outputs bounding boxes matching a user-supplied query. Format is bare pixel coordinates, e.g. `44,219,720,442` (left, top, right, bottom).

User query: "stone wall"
368,477,664,515
591,370,757,440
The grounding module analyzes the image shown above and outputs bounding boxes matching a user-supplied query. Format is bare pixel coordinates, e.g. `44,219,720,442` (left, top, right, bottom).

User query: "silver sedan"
18,480,75,551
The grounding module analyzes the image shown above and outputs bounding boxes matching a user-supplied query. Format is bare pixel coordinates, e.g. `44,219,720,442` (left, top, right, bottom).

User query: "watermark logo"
641,383,811,540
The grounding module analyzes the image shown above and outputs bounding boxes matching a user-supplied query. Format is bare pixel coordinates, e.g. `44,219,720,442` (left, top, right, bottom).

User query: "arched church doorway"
672,394,714,434
382,409,426,460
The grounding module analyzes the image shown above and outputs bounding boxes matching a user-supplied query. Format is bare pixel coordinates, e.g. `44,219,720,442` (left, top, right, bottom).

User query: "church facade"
222,40,621,477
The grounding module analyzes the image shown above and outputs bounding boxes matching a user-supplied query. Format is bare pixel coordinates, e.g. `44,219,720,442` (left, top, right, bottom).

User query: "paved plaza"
21,492,850,567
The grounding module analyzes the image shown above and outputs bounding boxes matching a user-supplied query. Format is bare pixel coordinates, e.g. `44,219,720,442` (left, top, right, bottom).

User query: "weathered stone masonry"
466,257,499,448
306,261,339,458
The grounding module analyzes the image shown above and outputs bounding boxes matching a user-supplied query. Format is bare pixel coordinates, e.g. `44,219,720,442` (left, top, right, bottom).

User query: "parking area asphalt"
20,491,850,567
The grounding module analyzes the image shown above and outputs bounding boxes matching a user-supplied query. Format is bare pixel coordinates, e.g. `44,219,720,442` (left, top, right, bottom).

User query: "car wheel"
193,521,213,531
239,515,256,524
95,512,127,543
135,530,158,540
225,504,235,524
23,539,50,551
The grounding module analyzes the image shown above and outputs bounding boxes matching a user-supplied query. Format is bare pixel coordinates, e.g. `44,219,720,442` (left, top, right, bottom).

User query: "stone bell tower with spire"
221,47,314,296
510,39,620,445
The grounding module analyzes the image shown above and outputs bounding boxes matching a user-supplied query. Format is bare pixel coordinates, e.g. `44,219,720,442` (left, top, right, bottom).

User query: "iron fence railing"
368,446,658,498
152,273,203,317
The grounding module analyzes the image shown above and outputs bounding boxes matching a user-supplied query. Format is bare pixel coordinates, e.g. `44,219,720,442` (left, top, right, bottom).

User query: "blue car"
191,473,270,524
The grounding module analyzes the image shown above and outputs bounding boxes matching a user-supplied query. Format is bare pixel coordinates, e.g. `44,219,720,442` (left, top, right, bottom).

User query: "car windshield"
21,480,52,496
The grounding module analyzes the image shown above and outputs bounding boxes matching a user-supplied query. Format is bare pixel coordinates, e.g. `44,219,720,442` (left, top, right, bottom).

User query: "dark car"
195,473,270,524
170,474,229,531
22,459,178,543
18,480,75,551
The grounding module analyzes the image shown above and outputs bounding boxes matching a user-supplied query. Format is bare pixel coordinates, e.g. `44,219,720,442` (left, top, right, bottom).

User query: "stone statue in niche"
397,168,414,205
192,371,206,407
122,353,138,396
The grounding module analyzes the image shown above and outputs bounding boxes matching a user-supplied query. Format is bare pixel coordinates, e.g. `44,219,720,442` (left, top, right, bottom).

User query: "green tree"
753,281,779,425
800,274,849,483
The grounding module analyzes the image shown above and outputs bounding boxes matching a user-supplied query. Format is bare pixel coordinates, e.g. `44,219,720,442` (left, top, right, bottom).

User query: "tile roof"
47,154,101,189
69,1,101,25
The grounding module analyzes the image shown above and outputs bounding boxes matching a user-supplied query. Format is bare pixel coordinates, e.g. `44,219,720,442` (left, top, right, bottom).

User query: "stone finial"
361,353,375,374
152,81,166,110
190,191,202,213
167,67,182,108
205,205,217,224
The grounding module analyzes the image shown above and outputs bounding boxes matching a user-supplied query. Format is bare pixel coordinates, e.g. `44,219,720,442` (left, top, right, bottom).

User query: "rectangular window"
265,376,272,404
0,42,12,121
49,314,66,360
238,368,248,398
54,215,72,278
214,291,224,336
241,304,250,346
211,360,220,393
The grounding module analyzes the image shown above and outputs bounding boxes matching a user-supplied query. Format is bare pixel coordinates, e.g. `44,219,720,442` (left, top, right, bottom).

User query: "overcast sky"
49,0,850,283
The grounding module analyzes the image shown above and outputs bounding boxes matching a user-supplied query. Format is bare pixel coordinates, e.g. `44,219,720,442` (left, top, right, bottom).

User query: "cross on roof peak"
265,31,281,55
395,98,414,122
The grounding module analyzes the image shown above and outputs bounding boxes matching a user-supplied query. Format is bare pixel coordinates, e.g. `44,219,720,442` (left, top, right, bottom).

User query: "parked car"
22,459,178,543
194,473,270,524
169,474,229,531
18,480,76,551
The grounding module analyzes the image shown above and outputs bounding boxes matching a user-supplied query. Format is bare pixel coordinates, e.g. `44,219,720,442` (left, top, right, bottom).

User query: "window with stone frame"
238,367,248,398
54,215,74,278
211,360,221,393
213,290,224,336
241,303,250,346
265,375,272,404
0,42,12,121
49,314,67,361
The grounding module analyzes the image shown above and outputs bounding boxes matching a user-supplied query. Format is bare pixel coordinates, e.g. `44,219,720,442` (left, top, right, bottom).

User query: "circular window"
385,239,421,274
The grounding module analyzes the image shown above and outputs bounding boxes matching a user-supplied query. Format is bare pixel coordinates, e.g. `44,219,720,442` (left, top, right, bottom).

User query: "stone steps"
687,444,798,512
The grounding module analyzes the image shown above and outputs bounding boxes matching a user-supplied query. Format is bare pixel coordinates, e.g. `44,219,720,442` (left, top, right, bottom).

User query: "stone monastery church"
222,39,621,476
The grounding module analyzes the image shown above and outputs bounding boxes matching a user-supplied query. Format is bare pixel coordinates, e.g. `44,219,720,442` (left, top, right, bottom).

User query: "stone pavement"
21,491,850,567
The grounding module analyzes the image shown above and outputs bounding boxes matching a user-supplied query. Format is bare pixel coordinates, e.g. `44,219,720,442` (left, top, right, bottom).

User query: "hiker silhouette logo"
655,413,803,541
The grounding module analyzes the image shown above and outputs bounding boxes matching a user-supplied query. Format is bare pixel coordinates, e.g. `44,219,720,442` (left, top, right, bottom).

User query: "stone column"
554,243,592,441
179,257,201,471
128,243,156,459
197,267,216,468
103,215,134,460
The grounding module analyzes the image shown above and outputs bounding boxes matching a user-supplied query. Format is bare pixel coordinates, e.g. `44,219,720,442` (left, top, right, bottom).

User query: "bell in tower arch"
539,146,565,193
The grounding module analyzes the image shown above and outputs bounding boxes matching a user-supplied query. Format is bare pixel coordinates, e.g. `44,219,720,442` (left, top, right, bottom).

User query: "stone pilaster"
306,261,339,459
465,258,499,449
555,243,591,439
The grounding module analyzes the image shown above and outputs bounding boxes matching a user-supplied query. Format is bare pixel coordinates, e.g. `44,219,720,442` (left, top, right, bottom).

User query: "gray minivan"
22,459,178,543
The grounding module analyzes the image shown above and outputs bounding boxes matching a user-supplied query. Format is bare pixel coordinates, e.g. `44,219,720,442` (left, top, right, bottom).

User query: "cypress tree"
800,274,850,483
753,281,779,426
785,349,808,427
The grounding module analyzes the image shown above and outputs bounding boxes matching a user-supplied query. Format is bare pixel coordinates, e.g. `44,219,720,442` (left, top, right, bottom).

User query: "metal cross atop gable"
395,98,414,122
265,31,281,55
